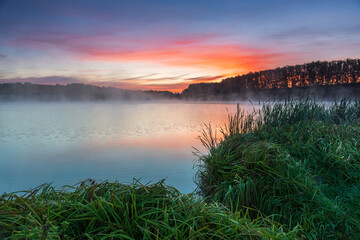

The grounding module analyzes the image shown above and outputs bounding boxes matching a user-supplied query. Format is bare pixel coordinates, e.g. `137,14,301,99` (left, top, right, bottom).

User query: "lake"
0,101,254,194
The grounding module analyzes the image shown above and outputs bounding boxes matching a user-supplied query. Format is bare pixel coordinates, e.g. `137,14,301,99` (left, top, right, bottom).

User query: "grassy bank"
0,180,297,239
1,98,360,239
196,98,360,239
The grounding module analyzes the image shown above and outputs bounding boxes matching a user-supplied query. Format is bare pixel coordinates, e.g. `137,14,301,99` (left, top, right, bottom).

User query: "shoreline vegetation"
195,98,360,239
1,59,360,102
1,98,360,239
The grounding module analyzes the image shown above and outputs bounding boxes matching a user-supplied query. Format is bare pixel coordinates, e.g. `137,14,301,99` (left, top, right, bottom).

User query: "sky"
0,0,360,92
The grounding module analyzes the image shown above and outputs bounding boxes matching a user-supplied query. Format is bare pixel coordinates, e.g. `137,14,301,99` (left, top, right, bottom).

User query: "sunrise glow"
0,0,359,92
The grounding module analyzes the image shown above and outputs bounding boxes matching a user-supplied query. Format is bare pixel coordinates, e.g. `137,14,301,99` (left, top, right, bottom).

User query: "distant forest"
1,59,360,101
182,59,360,100
0,83,177,101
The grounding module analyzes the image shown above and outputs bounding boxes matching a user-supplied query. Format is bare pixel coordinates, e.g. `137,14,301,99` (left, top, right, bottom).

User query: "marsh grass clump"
0,179,298,239
195,98,360,239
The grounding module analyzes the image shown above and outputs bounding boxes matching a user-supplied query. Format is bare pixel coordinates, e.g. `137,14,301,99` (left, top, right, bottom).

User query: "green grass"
0,179,297,239
2,98,360,239
195,98,360,239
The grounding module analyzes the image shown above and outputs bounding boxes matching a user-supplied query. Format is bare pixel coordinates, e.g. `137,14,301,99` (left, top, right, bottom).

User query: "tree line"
0,83,179,101
1,59,360,101
182,59,360,100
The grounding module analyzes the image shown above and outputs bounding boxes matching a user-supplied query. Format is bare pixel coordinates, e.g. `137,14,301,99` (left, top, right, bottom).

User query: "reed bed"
195,98,360,239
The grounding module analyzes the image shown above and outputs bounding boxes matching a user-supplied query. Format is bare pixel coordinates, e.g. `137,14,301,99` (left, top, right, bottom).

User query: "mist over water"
0,101,255,193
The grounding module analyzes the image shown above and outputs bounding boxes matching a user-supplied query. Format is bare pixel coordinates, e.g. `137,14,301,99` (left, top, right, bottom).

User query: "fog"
1,82,359,104
0,83,179,102
0,100,254,193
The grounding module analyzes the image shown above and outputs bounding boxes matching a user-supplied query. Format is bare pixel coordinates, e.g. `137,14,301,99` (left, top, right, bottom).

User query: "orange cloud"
10,31,295,91
89,74,227,92
185,75,226,82
78,41,292,75
90,81,192,93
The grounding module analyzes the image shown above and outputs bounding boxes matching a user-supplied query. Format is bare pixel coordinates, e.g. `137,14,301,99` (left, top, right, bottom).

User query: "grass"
2,98,360,239
195,98,360,239
0,179,297,239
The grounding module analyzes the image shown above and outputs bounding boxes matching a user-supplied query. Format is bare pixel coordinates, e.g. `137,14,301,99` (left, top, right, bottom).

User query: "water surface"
0,101,253,193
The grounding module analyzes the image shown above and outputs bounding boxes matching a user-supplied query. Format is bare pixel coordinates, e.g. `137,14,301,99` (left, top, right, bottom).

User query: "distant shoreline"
2,59,360,101
1,82,360,102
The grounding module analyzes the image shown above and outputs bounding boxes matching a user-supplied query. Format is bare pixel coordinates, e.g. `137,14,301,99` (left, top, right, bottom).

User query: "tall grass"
195,98,360,239
0,179,298,239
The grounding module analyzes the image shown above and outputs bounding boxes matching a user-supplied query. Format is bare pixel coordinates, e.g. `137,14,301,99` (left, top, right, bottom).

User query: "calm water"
0,101,253,193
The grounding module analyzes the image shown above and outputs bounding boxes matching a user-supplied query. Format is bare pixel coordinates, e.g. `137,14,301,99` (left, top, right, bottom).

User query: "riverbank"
0,180,298,239
196,98,360,239
1,98,360,239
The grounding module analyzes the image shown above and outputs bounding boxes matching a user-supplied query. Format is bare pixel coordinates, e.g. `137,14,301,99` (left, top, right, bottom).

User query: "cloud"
119,73,158,81
86,73,227,92
267,27,332,41
91,81,190,93
87,74,192,91
0,76,84,84
76,41,293,74
0,73,226,92
117,74,188,84
185,75,225,82
4,26,294,75
0,74,197,92
0,54,6,58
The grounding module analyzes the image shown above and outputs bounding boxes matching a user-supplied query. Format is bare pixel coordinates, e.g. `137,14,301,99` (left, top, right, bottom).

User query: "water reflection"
0,102,255,193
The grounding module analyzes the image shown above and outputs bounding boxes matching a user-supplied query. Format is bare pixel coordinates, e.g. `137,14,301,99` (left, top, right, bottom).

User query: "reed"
195,98,360,239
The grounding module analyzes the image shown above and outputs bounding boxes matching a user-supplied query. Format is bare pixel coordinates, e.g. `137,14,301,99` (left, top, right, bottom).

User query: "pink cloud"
92,81,190,93
9,30,294,76
89,74,226,92
76,39,294,75
4,30,297,91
